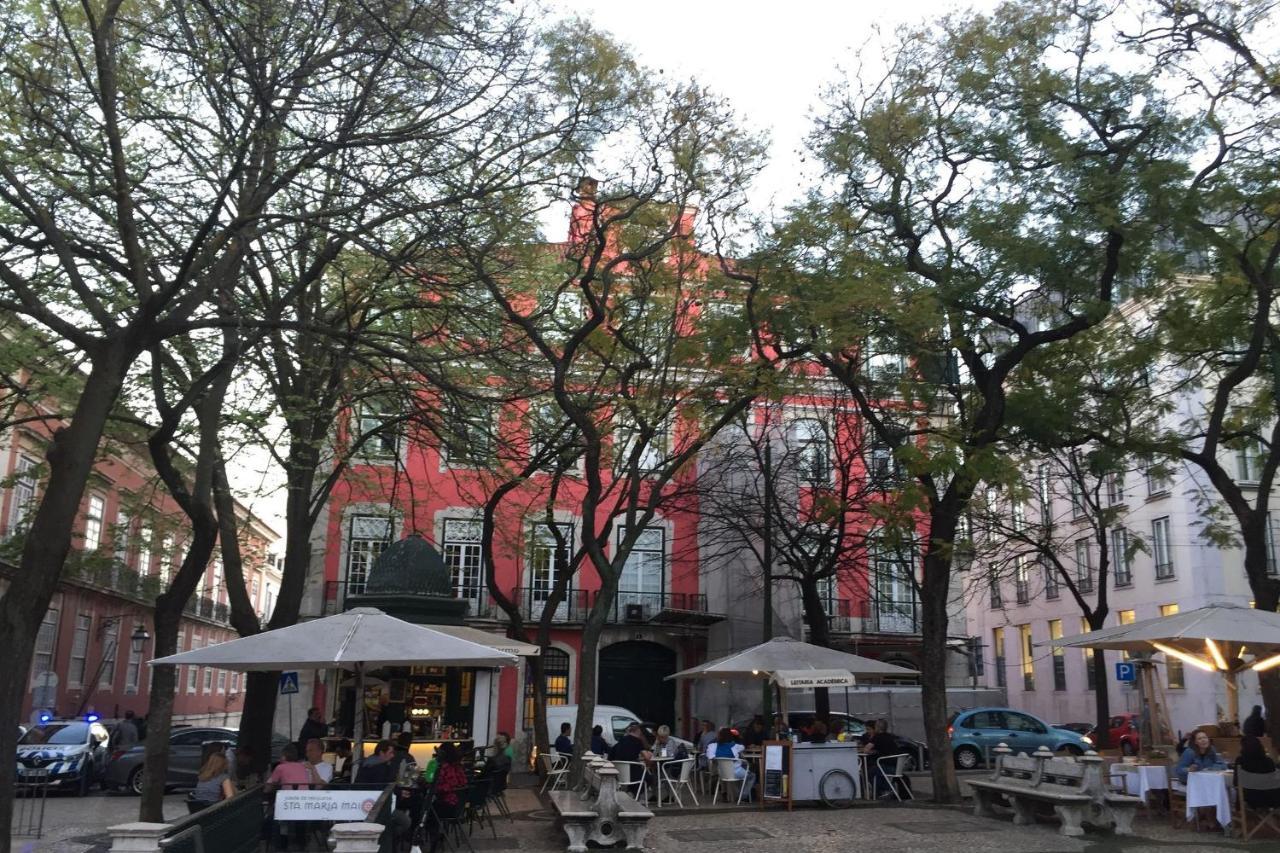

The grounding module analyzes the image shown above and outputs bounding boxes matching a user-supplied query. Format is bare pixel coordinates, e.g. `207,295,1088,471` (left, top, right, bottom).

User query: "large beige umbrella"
1050,602,1280,722
667,636,919,681
151,607,517,756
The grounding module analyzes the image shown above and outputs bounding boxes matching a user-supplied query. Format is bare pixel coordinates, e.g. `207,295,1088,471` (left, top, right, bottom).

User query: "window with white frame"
864,336,908,381
137,525,153,576
529,522,573,614
615,410,668,472
113,512,131,567
1014,558,1030,604
1068,476,1086,518
618,526,665,615
1037,464,1051,527
1105,472,1126,506
1044,560,1060,599
790,418,832,486
98,620,119,688
217,670,227,693
1111,528,1132,586
251,575,260,608
442,519,485,604
356,397,401,459
160,535,174,585
68,613,91,686
185,634,199,693
442,398,496,466
1152,516,1174,579
867,430,905,489
1237,440,1263,483
125,633,142,694
1011,502,1026,533
528,400,582,473
84,495,105,550
7,455,37,534
1075,539,1095,593
31,608,59,684
212,559,224,602
345,515,393,597
1267,513,1278,577
1146,463,1172,496
203,662,213,693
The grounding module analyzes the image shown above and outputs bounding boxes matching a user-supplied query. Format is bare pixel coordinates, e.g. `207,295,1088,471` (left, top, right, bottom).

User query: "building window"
212,559,223,602
31,608,59,684
203,664,213,693
125,635,142,694
84,495,105,551
989,576,1003,609
791,418,832,486
185,635,199,694
442,519,485,604
160,535,175,585
618,526,665,616
98,621,119,688
345,515,393,597
1160,604,1185,688
864,336,907,381
1037,464,1051,528
356,398,401,459
1044,561,1060,600
1011,502,1026,533
112,512,131,570
1105,472,1126,506
1111,528,1132,586
68,613,91,686
251,575,260,607
529,400,582,473
529,522,574,614
1152,517,1174,579
1014,558,1030,604
1082,617,1096,690
615,411,668,473
970,637,984,677
7,455,38,534
992,627,1006,689
524,647,571,725
442,399,495,467
1049,619,1066,691
871,539,918,632
1267,513,1278,577
1237,440,1263,483
137,525,153,576
1068,476,1086,519
1146,464,1171,496
867,430,904,490
1019,624,1035,691
1075,539,1095,593
217,670,227,694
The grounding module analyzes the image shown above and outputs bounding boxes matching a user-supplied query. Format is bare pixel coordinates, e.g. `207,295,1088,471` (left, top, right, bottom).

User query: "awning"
429,625,540,657
772,669,856,688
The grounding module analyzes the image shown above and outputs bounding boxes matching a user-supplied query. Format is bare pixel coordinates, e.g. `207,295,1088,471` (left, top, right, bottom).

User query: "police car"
17,715,111,795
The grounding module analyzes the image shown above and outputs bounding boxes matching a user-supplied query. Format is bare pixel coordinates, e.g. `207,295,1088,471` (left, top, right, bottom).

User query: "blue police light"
85,713,100,723
38,712,52,723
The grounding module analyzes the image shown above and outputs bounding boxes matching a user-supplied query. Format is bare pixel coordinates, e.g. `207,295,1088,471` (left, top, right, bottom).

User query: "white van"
543,704,642,748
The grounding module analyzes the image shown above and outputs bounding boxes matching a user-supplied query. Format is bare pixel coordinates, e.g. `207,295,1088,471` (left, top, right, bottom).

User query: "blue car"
948,707,1092,770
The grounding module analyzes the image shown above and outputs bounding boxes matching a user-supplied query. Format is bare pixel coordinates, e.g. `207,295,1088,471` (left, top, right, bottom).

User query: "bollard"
108,822,172,853
331,822,385,853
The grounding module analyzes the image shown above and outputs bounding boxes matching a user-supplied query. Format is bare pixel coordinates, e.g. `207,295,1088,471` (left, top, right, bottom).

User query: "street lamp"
131,624,150,655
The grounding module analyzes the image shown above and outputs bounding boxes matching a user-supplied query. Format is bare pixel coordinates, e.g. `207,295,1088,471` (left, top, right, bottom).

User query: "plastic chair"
659,758,699,808
876,754,914,801
1237,768,1280,840
712,757,747,805
612,760,648,803
539,751,569,794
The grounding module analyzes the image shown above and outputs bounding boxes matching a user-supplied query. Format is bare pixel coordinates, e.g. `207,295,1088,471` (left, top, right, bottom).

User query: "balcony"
322,581,723,627
184,594,231,625
812,596,921,637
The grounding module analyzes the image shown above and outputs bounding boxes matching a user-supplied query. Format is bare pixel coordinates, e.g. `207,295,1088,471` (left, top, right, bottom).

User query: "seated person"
331,739,353,782
387,731,416,782
804,721,829,745
482,734,513,784
608,724,652,764
651,725,688,781
1176,729,1229,784
265,743,313,791
189,752,235,810
304,738,333,786
590,725,609,756
741,717,767,748
1236,735,1280,808
706,727,756,800
863,719,907,798
354,739,398,786
554,722,574,755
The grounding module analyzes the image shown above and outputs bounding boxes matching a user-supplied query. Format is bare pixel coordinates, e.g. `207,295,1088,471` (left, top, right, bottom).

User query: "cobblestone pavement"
12,782,1280,852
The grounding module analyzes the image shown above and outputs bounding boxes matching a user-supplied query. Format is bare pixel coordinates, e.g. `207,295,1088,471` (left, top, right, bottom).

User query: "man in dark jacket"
355,740,398,785
608,724,651,763
298,707,327,751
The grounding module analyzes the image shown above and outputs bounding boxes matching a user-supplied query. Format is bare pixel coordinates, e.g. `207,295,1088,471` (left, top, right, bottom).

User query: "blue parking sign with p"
279,671,300,695
1115,661,1136,682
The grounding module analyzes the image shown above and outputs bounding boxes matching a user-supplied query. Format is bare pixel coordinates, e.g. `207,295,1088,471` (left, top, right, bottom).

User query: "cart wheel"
819,769,856,808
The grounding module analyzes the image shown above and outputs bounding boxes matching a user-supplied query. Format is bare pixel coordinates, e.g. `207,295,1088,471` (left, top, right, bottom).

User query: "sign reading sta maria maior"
274,790,379,821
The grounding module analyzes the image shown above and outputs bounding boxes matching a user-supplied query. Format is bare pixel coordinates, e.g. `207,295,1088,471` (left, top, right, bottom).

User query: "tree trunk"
572,597,611,764
0,350,130,850
1247,532,1280,737
800,579,832,721
1085,608,1111,749
920,547,959,802
138,604,183,822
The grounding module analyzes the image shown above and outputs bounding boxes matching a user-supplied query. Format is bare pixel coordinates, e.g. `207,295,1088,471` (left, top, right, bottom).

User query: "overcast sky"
551,0,988,220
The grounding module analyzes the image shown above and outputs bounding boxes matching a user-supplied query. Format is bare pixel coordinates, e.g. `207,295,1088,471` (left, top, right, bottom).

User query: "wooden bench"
548,758,652,852
968,745,1141,837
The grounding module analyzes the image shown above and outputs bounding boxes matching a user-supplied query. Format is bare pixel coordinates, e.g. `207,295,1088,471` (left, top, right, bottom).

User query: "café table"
1110,763,1168,803
1185,769,1233,830
650,753,685,807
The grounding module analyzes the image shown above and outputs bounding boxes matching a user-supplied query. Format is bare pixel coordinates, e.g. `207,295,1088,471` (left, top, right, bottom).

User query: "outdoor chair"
1165,764,1193,830
539,751,570,794
1237,769,1280,840
429,785,476,853
484,767,513,822
612,760,649,803
659,757,699,808
711,757,748,805
876,754,914,801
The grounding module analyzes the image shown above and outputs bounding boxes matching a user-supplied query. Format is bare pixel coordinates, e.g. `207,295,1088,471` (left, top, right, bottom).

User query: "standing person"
304,738,334,785
705,727,755,800
189,752,235,811
1244,705,1267,738
554,722,574,755
298,706,327,750
114,711,139,750
590,725,609,756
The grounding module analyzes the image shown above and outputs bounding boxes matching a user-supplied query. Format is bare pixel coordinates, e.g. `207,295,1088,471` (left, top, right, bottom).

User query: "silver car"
101,727,288,794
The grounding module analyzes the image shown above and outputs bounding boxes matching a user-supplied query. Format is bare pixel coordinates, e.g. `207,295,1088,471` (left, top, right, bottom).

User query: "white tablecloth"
1185,770,1233,828
1111,764,1168,799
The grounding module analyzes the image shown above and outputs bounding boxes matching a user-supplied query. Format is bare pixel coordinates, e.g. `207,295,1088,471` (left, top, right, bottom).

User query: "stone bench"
968,745,1141,837
547,759,652,852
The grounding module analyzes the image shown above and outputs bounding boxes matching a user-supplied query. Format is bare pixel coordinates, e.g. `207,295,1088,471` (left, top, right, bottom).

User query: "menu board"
761,741,792,809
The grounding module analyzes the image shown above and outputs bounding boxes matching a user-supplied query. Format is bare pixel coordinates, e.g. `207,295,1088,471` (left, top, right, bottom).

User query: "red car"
1107,713,1140,754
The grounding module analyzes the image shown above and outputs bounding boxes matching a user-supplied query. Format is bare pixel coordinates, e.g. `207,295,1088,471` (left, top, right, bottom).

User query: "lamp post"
131,624,151,655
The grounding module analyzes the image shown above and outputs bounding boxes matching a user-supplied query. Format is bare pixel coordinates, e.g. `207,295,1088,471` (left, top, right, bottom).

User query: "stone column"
108,822,171,853
331,823,385,853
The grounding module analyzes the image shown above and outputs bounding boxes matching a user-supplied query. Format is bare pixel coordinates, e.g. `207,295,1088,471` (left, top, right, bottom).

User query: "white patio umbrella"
1049,602,1280,723
151,607,517,757
667,636,919,681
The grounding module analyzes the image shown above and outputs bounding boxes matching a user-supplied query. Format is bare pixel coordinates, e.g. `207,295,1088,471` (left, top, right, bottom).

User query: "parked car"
948,708,1092,770
16,718,112,795
1106,713,1140,754
101,727,289,794
1055,722,1093,737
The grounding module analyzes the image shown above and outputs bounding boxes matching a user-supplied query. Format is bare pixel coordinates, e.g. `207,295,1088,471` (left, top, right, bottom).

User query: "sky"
551,0,986,218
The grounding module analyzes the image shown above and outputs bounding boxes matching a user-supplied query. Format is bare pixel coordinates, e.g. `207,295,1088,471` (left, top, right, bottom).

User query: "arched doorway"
599,641,676,728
